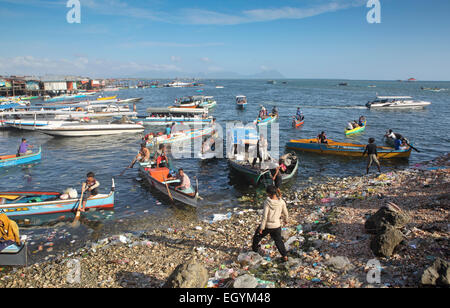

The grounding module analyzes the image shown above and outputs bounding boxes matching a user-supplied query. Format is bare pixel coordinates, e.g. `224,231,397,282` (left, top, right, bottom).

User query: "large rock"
365,203,410,234
163,259,209,288
326,256,353,271
421,258,450,286
370,227,404,258
233,274,258,288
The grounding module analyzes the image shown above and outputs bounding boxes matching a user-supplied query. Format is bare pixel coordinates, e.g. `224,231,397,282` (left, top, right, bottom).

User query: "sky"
0,0,449,80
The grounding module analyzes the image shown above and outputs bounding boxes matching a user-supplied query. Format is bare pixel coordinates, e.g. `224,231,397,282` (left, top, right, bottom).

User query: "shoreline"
1,154,448,288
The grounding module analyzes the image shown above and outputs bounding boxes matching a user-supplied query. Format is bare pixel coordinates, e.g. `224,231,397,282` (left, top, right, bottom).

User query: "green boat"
345,121,366,135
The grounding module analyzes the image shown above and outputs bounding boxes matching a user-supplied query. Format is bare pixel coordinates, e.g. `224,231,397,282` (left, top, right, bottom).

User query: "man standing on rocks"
252,185,289,262
363,137,381,175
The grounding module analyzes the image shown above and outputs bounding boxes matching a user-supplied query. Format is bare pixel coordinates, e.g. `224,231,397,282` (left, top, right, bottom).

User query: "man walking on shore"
252,185,289,262
363,137,381,174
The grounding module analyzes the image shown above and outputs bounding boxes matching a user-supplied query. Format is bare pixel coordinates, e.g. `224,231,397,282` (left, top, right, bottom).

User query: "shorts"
367,154,380,168
82,189,98,201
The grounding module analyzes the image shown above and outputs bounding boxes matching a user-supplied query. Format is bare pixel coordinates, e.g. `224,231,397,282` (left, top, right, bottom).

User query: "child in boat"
79,172,100,212
347,122,354,130
0,214,21,250
252,185,289,262
17,138,33,156
155,144,168,168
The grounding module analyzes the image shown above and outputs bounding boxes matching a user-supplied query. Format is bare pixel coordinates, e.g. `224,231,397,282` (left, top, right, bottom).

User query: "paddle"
162,174,174,203
405,141,420,153
119,157,137,176
72,187,85,227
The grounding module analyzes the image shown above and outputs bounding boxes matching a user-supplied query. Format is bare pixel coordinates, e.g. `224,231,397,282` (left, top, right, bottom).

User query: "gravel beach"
1,154,448,288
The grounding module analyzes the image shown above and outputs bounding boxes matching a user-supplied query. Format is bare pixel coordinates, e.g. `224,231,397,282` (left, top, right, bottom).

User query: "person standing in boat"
17,138,33,156
296,107,302,120
165,124,171,137
252,185,289,262
272,106,278,116
252,135,269,169
363,138,381,174
317,131,328,144
79,172,100,212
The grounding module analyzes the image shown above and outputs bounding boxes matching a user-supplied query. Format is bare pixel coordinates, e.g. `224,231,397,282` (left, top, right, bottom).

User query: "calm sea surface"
1,79,449,261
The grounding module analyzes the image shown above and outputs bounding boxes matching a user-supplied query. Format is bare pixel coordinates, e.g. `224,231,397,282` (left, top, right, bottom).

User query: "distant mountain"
119,69,285,80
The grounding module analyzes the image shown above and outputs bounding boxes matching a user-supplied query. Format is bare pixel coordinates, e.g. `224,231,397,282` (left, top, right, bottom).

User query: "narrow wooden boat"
0,179,115,220
0,243,27,266
138,162,199,207
286,138,412,159
254,114,278,126
292,118,304,128
0,147,41,168
97,96,117,101
345,121,366,135
229,152,299,186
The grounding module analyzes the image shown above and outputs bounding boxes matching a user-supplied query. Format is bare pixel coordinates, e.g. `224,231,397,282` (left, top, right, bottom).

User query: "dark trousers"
252,227,287,257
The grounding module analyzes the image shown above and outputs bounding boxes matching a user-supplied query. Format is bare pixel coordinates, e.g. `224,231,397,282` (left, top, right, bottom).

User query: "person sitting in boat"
296,108,302,120
317,131,328,144
79,172,100,212
173,169,194,194
0,214,21,251
17,138,33,156
358,116,365,126
385,129,404,141
346,122,354,130
399,139,409,150
135,143,151,163
352,121,360,128
155,144,168,168
272,106,278,116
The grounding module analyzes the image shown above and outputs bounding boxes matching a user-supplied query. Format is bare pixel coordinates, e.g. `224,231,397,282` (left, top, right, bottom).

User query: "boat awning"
146,107,207,114
229,127,259,145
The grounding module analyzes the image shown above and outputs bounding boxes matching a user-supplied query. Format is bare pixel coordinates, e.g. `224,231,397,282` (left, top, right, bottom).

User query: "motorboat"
366,96,431,109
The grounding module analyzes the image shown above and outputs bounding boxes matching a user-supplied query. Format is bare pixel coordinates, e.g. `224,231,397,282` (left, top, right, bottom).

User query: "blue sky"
0,0,449,80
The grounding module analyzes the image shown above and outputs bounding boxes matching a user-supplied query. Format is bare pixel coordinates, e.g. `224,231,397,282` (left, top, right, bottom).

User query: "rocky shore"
1,154,448,288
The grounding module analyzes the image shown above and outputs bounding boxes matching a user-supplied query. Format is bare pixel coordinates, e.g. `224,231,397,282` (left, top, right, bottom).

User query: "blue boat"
0,147,42,168
0,179,115,222
254,114,278,126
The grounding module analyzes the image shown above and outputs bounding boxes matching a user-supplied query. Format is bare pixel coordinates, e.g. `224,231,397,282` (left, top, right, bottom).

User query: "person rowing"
135,143,151,163
17,138,33,156
296,107,303,120
78,172,100,212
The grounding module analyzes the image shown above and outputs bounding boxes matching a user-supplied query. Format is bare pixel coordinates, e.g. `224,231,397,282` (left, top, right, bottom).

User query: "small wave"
300,105,367,109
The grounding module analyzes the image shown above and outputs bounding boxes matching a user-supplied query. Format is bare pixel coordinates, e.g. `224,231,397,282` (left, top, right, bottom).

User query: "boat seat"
149,167,170,182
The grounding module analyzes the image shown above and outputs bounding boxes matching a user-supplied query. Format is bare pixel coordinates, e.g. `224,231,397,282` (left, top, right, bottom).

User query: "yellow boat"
97,96,117,101
286,138,412,159
345,121,366,135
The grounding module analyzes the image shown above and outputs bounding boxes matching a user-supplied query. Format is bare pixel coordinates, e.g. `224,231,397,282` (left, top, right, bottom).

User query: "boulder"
233,274,258,288
326,256,352,271
421,258,450,286
163,259,209,288
370,227,404,258
365,203,409,234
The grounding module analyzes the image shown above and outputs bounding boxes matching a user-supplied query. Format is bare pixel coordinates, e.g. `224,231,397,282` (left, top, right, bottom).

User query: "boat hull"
138,164,198,207
254,114,278,126
147,127,214,147
286,139,412,159
345,121,366,135
36,124,144,137
0,190,114,220
0,148,41,168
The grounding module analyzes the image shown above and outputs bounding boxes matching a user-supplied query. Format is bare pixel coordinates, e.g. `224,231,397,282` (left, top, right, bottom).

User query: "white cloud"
0,55,181,76
200,57,211,63
171,56,182,63
0,0,365,25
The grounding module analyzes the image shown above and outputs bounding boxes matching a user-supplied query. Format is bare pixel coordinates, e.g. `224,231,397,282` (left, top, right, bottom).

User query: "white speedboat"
366,96,431,109
36,121,144,137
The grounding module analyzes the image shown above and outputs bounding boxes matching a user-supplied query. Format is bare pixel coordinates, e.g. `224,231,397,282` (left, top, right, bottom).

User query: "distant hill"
121,69,285,80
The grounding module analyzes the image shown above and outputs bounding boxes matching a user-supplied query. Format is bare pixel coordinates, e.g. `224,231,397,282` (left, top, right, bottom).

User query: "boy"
252,185,289,262
363,138,381,174
79,172,100,212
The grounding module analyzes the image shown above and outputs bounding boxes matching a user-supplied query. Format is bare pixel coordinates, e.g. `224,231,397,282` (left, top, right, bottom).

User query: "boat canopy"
228,127,259,145
376,96,412,100
0,103,22,110
147,107,207,115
